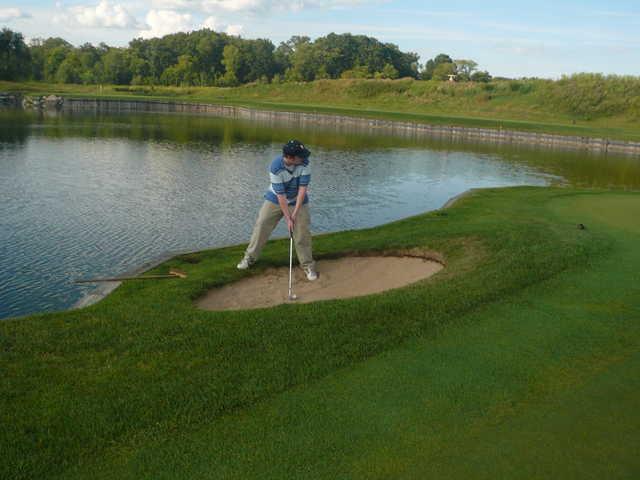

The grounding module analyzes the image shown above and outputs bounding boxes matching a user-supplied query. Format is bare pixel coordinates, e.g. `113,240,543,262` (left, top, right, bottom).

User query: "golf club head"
288,293,297,301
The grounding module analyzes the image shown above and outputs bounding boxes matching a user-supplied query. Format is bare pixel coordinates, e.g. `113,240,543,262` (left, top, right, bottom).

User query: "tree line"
1,27,491,86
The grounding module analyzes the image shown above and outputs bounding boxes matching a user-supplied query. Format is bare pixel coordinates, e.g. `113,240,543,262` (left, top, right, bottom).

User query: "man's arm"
270,169,294,232
292,162,310,221
276,193,295,233
291,186,307,220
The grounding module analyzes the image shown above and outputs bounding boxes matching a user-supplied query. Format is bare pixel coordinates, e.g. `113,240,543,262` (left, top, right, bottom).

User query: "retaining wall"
42,97,640,156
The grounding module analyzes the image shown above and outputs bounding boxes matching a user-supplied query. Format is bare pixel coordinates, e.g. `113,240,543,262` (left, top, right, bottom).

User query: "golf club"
288,226,297,301
75,268,187,283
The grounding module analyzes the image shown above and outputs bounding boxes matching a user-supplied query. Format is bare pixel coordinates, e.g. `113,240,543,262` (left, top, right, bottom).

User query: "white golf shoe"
237,255,255,270
303,266,318,281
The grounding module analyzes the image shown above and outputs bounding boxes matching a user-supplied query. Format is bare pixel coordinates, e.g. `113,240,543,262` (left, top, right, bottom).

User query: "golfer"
237,139,318,281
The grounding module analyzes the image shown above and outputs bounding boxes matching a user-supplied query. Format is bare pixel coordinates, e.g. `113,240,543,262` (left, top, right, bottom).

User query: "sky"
1,0,639,78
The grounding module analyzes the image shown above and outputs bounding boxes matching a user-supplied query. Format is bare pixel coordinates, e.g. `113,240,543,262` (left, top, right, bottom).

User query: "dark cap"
283,139,311,159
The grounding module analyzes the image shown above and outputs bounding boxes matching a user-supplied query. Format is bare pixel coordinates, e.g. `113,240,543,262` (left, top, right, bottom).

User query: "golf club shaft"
288,233,293,298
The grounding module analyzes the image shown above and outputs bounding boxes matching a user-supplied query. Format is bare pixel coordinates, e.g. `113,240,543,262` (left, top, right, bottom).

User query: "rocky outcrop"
21,94,64,110
0,92,22,106
44,94,64,108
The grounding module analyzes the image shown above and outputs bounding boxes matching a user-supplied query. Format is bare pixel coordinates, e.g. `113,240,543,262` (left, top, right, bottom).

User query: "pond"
1,108,639,320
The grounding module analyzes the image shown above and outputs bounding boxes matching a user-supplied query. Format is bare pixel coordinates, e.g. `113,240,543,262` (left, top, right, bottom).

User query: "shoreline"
62,97,640,155
3,91,640,155
73,190,477,310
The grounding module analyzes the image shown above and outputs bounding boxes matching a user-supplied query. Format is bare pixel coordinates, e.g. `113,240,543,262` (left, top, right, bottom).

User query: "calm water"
1,109,639,320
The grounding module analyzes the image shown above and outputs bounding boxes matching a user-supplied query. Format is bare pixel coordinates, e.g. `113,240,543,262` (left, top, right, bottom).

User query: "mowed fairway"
2,188,639,479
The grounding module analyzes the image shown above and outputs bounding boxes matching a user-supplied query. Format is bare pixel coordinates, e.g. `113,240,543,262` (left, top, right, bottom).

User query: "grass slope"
2,79,640,141
1,187,639,479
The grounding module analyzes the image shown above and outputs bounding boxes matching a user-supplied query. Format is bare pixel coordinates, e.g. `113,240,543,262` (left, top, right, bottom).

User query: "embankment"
62,97,640,155
4,90,640,155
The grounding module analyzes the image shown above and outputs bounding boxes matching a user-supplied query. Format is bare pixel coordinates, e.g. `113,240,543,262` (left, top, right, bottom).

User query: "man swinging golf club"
237,139,318,283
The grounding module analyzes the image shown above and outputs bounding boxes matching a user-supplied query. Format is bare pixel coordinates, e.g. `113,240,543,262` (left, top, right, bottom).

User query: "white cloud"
225,24,243,35
200,16,243,35
0,8,32,21
201,15,222,30
201,0,266,12
53,0,138,29
150,0,192,9
138,9,194,38
150,0,371,14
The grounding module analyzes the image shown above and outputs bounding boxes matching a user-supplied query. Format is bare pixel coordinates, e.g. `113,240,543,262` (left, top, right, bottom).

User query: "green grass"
2,186,640,479
2,79,640,141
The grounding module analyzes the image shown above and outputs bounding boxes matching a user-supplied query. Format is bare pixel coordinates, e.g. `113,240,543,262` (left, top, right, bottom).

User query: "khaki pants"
245,201,315,269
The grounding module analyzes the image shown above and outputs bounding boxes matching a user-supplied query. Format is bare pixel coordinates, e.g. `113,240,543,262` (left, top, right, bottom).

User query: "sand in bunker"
196,256,443,311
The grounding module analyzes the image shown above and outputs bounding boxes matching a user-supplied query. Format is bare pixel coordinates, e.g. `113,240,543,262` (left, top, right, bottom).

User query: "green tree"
376,63,399,79
221,44,241,85
44,46,71,82
195,32,226,84
125,51,152,85
55,50,83,83
340,65,371,79
274,35,310,77
288,41,319,81
422,53,452,80
274,42,292,76
315,65,330,79
312,33,418,79
244,39,275,82
2,27,426,86
161,54,198,86
27,38,46,80
432,62,457,81
0,28,31,80
471,70,492,83
30,37,74,81
454,59,478,81
100,48,132,84
78,43,100,69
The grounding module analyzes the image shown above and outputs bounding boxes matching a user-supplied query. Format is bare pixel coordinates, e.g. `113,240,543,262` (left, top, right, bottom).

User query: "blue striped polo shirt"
264,155,311,206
